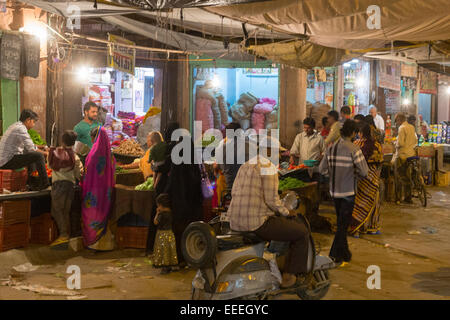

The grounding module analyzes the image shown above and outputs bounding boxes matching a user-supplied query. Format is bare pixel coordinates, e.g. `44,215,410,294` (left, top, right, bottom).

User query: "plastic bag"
263,251,282,290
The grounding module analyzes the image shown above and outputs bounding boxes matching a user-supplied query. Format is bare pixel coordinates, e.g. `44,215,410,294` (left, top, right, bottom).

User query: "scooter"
181,191,336,300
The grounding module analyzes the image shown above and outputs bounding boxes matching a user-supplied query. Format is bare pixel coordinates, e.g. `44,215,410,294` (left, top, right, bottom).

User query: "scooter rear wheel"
296,270,331,300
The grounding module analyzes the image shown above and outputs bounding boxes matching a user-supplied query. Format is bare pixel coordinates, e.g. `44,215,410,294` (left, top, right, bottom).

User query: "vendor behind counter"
74,102,101,149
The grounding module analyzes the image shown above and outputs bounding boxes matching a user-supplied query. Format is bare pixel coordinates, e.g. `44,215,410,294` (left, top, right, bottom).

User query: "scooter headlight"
215,281,235,293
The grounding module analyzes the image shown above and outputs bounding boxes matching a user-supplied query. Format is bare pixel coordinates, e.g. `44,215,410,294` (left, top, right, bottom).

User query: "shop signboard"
107,34,135,75
419,69,437,94
377,60,401,91
401,63,417,78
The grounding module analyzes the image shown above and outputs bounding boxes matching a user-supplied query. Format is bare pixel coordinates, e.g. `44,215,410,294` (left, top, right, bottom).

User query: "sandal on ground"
50,237,69,247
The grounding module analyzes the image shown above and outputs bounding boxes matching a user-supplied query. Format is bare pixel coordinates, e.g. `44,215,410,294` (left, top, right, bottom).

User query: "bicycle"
406,156,427,207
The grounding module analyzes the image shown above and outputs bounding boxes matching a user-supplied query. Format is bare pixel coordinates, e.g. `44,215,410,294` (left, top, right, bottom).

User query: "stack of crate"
0,169,28,193
0,200,31,252
30,213,58,245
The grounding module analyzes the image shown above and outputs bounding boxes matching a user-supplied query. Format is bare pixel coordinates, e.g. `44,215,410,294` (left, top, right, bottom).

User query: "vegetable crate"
0,200,31,226
0,223,29,252
116,226,148,249
30,213,58,245
0,169,28,193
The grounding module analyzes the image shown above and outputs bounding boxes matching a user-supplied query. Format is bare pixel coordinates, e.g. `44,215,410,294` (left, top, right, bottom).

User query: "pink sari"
81,127,115,247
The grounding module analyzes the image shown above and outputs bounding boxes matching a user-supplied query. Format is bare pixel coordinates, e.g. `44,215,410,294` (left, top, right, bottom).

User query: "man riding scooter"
226,135,310,289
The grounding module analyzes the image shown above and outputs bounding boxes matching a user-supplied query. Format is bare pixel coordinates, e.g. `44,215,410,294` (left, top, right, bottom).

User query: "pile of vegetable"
279,177,306,191
113,139,145,157
135,177,154,191
115,167,129,174
31,164,52,178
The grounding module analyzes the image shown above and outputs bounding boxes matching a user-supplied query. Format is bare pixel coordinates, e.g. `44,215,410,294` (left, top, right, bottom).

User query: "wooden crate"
0,223,29,252
0,200,31,226
0,169,28,193
30,213,58,245
116,226,148,249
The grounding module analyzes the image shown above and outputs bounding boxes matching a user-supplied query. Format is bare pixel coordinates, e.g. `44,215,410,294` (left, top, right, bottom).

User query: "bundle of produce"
113,139,145,157
279,177,306,191
135,177,154,191
28,129,46,146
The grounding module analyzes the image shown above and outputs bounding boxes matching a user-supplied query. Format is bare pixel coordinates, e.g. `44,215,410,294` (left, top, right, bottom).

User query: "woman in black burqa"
145,122,203,264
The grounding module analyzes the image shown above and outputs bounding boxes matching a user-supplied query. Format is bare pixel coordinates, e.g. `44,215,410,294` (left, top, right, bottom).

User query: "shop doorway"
418,93,432,124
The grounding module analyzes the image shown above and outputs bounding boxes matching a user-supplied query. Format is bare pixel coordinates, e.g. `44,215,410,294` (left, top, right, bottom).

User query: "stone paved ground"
0,186,449,300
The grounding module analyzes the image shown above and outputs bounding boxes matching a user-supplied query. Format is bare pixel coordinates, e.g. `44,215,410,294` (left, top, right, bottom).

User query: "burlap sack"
230,103,251,121
216,94,229,126
197,85,221,129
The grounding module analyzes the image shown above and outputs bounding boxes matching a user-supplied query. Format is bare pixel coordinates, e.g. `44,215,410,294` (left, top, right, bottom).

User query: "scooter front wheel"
296,270,331,300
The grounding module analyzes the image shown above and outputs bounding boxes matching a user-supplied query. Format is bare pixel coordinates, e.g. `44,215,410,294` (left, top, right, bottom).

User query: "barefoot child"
153,193,178,274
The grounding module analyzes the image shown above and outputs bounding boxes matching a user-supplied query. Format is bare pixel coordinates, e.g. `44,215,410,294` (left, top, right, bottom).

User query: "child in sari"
153,193,178,274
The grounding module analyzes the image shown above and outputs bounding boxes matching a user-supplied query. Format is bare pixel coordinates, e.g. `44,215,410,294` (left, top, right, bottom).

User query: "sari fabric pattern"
351,138,383,234
81,128,116,246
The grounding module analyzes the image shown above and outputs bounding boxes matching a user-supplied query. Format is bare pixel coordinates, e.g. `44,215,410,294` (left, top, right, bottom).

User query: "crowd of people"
0,101,421,282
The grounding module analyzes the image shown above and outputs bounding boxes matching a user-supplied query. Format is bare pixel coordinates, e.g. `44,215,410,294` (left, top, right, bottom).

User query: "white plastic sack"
263,251,282,290
137,113,161,147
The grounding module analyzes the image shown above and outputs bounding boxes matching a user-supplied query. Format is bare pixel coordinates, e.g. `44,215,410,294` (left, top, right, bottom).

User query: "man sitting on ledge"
0,109,50,191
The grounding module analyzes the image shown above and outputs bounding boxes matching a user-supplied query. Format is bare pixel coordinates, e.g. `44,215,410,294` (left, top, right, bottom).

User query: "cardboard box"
382,143,395,154
435,145,445,172
417,145,435,158
435,171,450,187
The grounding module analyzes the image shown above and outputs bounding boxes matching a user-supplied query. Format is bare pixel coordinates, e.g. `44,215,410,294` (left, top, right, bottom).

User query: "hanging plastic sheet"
115,0,272,9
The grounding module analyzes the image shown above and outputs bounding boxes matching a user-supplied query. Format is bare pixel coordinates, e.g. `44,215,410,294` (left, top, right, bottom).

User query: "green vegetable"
279,177,306,191
28,129,46,146
135,177,154,191
115,167,129,174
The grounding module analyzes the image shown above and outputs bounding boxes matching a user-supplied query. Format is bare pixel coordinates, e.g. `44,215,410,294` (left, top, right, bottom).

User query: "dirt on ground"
0,186,449,300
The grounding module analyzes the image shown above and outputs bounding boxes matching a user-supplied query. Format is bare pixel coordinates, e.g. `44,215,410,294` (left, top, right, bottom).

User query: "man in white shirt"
0,109,49,190
369,106,385,132
290,117,325,166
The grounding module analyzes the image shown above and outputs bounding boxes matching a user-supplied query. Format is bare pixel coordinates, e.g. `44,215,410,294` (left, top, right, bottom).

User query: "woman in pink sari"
82,127,116,250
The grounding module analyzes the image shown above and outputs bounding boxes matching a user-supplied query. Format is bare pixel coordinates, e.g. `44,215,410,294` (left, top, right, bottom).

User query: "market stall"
190,58,280,135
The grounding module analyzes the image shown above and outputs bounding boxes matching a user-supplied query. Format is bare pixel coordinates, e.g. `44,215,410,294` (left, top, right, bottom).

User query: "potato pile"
113,139,145,157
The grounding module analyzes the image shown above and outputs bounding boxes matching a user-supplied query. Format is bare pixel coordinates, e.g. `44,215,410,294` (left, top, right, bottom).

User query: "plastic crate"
116,226,148,249
30,213,58,245
0,223,29,252
0,169,28,193
0,200,31,226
